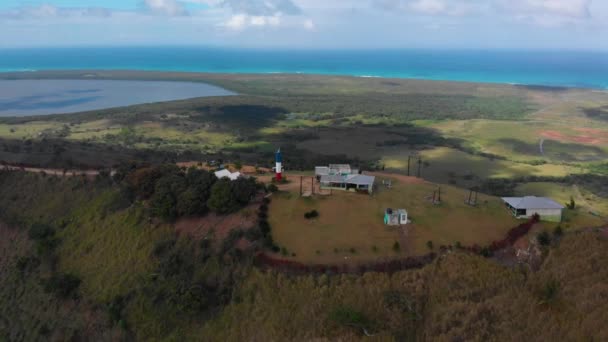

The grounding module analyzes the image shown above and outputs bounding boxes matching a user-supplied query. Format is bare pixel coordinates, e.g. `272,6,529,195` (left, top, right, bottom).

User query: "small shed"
384,208,408,226
501,196,564,222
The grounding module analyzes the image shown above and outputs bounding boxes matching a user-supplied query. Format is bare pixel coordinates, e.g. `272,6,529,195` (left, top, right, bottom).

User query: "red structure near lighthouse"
275,148,283,182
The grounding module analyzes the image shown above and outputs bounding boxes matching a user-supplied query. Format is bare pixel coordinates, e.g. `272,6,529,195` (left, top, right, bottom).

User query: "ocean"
1,47,608,89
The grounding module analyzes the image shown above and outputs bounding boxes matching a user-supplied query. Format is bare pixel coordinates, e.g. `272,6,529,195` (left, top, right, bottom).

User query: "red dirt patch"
540,130,607,145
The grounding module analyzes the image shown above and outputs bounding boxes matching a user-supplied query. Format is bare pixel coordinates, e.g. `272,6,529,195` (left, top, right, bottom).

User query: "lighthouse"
275,148,283,182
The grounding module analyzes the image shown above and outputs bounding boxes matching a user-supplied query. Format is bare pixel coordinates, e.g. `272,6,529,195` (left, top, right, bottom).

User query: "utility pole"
300,176,303,196
407,156,411,176
417,157,422,178
311,177,314,195
438,186,442,202
474,190,478,206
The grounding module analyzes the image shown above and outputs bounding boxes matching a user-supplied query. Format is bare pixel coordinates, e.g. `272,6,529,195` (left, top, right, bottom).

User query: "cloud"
142,0,189,16
223,13,282,30
192,0,301,16
303,18,315,30
494,0,592,27
1,4,113,20
373,0,480,16
496,0,591,19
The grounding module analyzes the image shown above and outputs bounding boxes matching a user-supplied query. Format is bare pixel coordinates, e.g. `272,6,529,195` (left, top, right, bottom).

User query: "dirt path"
1,164,109,177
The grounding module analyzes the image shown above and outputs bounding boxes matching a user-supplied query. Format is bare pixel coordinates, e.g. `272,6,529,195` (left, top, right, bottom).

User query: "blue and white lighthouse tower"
275,148,283,181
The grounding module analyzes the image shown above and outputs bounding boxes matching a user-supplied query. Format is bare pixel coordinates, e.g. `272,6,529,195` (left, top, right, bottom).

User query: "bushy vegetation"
122,164,259,220
204,231,608,341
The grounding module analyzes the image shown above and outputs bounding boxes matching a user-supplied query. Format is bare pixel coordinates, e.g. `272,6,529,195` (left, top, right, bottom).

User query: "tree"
150,174,187,221
208,179,240,214
230,177,257,205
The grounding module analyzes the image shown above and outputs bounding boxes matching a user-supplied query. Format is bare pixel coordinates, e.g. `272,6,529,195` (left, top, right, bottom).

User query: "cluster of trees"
122,164,260,220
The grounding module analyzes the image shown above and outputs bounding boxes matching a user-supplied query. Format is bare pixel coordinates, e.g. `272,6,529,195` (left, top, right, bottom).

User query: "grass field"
268,173,520,264
381,147,579,186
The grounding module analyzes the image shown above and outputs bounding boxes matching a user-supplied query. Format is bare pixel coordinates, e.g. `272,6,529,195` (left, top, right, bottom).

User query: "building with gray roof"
501,196,564,222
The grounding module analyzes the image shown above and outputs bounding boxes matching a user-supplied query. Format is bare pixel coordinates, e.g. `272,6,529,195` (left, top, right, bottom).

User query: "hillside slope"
1,169,606,341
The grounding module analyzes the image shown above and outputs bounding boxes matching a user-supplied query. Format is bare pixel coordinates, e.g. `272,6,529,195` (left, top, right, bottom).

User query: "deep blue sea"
1,47,608,89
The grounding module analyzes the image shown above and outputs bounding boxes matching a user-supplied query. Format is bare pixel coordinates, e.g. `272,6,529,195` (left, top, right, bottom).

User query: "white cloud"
373,0,482,16
190,0,301,15
410,0,447,15
1,4,113,20
225,13,247,29
498,0,591,18
143,0,188,16
223,13,283,30
303,18,315,30
495,0,592,27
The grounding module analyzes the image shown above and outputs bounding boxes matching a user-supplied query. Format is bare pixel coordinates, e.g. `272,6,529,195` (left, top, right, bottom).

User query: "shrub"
28,223,55,241
281,247,289,256
153,239,176,257
553,225,564,238
537,231,551,246
371,245,378,253
426,240,434,250
538,280,560,305
245,227,263,242
108,295,126,324
304,210,319,219
43,273,81,298
480,247,493,257
330,306,374,335
393,241,401,252
349,247,357,254
566,196,576,210
267,184,279,193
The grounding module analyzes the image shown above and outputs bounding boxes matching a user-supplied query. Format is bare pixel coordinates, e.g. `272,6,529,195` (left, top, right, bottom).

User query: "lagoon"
0,79,234,117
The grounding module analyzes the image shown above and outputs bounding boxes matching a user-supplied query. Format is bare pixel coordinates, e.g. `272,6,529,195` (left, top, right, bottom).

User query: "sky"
1,0,607,49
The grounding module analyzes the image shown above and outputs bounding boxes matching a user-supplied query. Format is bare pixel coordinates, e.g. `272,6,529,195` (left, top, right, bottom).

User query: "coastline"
0,69,602,91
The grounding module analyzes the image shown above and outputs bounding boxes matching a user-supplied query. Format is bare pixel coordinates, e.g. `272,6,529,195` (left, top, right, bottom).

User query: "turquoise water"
1,47,608,89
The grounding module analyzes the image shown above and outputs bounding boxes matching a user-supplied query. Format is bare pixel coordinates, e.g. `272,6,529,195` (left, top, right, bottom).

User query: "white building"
501,196,564,222
214,169,241,181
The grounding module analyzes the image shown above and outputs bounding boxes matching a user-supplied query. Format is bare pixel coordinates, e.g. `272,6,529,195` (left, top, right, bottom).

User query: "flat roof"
501,196,564,210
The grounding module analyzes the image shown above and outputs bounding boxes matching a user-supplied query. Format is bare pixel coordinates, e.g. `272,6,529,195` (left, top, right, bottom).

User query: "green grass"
382,147,579,186
268,175,518,263
57,191,173,303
